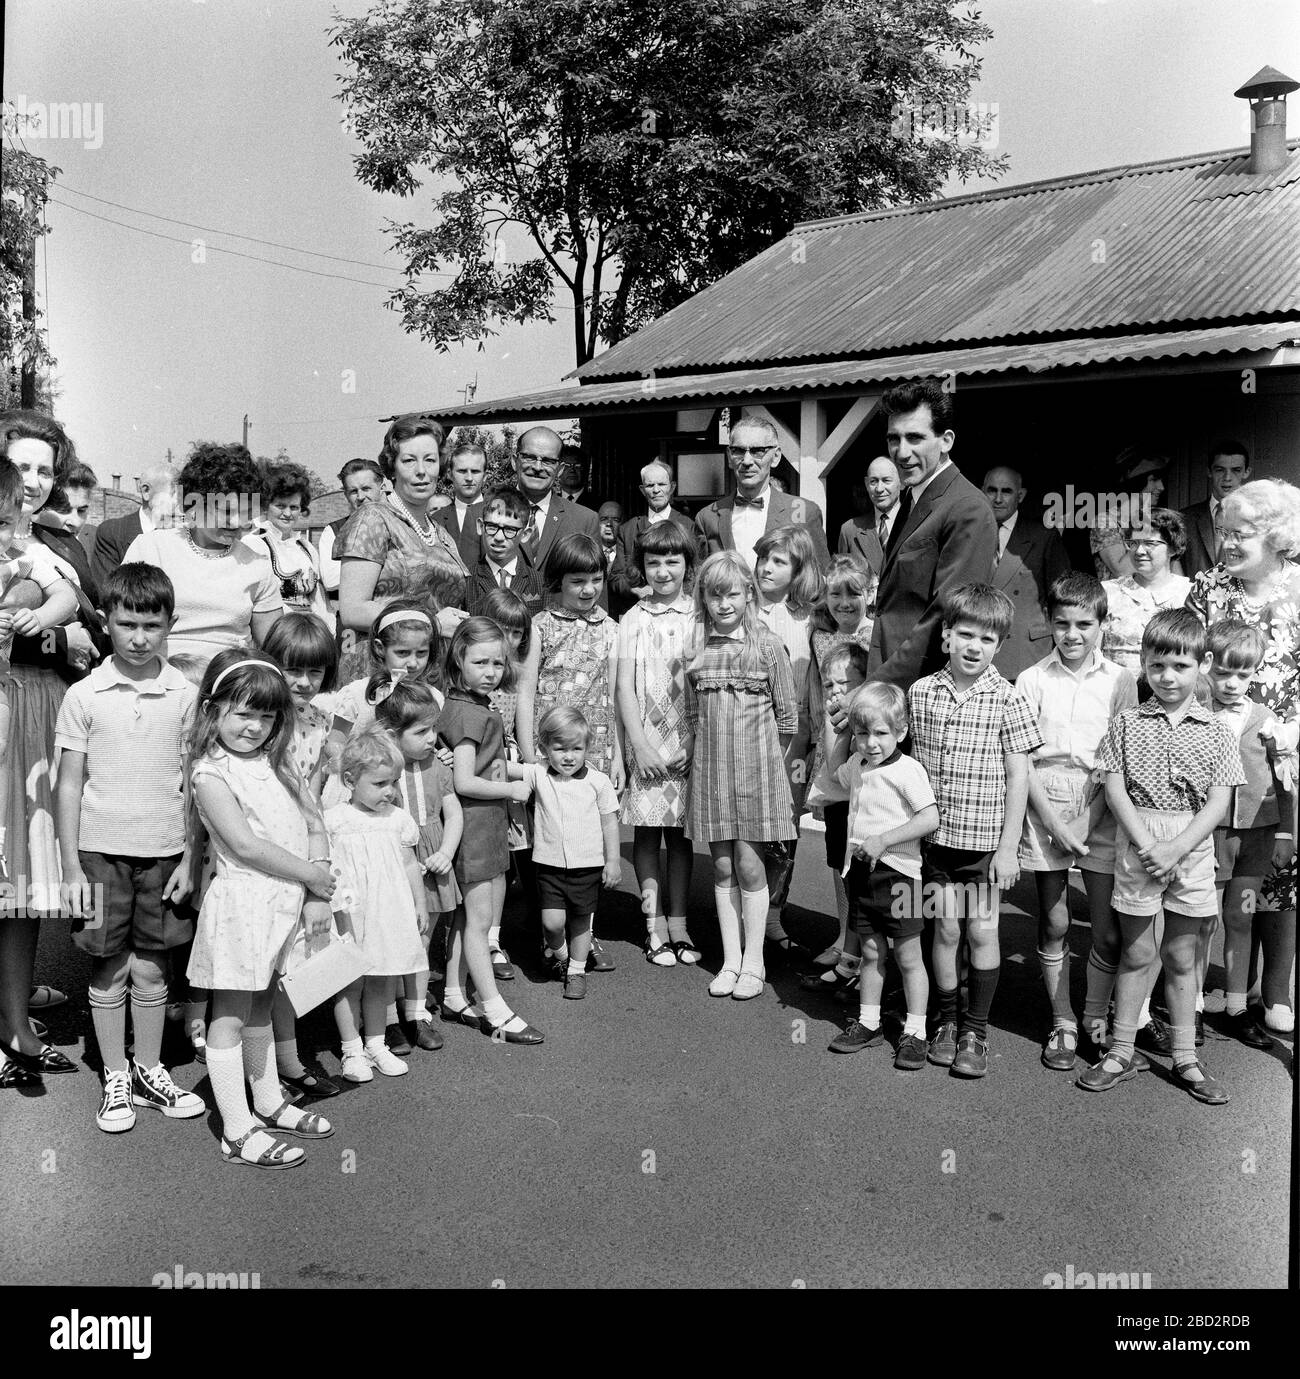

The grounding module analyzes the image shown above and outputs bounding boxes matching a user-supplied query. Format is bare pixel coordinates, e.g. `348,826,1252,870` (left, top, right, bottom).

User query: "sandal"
645,940,677,967
254,1098,334,1139
221,1127,306,1169
28,984,67,1010
670,940,702,965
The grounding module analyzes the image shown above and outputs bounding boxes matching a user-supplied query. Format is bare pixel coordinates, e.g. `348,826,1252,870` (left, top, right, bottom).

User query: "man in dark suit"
1180,440,1252,580
694,417,831,571
982,465,1071,680
433,439,488,569
611,460,702,604
837,455,903,579
87,458,178,594
868,380,998,688
464,488,545,617
513,426,602,586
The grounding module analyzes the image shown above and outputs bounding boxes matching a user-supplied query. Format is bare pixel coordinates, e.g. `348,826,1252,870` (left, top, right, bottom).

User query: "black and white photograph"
2,0,1296,1332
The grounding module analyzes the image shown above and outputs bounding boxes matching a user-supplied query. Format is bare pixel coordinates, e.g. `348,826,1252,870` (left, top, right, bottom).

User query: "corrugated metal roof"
571,143,1300,382
410,322,1300,426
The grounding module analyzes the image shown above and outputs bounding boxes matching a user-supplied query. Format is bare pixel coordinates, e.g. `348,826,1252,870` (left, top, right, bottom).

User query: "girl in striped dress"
686,551,798,1001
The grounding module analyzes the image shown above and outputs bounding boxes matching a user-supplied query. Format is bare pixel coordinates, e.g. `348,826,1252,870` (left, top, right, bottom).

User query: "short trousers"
922,843,992,888
1214,825,1277,884
70,852,194,958
1113,808,1217,918
1020,766,1116,874
534,863,602,921
823,801,849,872
846,860,924,941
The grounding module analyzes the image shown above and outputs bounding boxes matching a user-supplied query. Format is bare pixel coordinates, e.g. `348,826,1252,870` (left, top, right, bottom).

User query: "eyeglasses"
1220,529,1258,545
727,445,774,458
482,521,523,538
517,450,560,468
1125,538,1167,550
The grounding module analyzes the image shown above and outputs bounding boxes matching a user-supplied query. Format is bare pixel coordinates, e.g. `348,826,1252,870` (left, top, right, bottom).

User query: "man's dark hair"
881,379,953,434
1207,439,1249,468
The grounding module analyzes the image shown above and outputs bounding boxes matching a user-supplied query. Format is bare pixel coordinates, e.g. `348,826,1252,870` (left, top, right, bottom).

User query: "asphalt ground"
2,829,1293,1292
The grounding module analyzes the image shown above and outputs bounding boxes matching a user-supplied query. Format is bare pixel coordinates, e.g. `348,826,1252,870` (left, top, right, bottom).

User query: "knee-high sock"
129,982,169,1069
89,985,128,1075
242,1024,283,1118
1083,950,1117,1032
740,886,769,974
714,885,742,972
208,1043,257,1140
1037,948,1076,1028
963,965,1000,1039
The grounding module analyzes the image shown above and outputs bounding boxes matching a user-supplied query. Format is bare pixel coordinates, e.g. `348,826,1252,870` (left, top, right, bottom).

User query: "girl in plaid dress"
686,552,798,1001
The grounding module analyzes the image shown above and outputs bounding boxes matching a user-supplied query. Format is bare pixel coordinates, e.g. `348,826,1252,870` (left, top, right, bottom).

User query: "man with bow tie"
512,426,604,606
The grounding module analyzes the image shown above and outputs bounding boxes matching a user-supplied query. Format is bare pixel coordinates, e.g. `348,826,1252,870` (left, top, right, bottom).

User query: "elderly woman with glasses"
1100,507,1192,673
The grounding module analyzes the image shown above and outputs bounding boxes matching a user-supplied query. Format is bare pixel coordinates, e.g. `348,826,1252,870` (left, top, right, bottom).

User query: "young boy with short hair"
1016,573,1138,1070
54,562,205,1132
1083,609,1243,1104
907,583,1042,1078
1201,619,1292,1050
467,487,545,618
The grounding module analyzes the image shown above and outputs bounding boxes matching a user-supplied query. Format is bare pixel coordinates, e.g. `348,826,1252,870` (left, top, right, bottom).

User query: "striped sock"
1038,948,1076,1029
1083,950,1117,1037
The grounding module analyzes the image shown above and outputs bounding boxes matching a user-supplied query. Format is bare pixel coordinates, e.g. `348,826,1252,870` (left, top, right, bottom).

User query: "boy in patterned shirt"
1083,609,1243,1104
907,584,1042,1078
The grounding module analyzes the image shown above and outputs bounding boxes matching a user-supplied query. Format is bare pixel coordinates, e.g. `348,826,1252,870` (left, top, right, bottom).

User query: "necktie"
1212,501,1223,559
498,564,509,588
877,512,889,548
997,522,1010,564
525,505,542,556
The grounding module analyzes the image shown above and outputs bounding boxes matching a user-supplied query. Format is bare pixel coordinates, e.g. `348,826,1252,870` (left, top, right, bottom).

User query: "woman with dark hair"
336,417,468,682
1101,507,1192,673
242,461,330,625
0,409,89,1085
124,441,282,667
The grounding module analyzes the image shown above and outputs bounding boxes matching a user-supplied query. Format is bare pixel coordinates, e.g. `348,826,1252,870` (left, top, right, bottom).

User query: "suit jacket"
1180,499,1219,580
88,508,144,596
433,499,485,570
611,509,702,601
992,518,1072,681
868,463,998,689
695,489,831,570
465,557,546,619
837,507,904,579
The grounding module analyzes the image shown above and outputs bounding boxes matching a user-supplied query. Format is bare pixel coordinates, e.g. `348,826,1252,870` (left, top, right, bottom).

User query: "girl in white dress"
326,724,429,1082
187,652,338,1169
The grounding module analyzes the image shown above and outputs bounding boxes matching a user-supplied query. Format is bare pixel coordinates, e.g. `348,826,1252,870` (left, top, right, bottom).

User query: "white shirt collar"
910,458,951,501
487,556,517,579
1000,509,1020,535
92,656,187,694
455,496,472,518
530,492,553,519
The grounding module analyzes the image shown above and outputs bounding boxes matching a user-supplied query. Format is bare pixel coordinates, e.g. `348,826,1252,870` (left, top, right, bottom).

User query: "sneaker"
365,1045,408,1077
563,971,587,1001
1040,1027,1079,1071
828,1019,883,1054
1135,1018,1172,1057
586,939,616,973
1222,1010,1273,1050
927,1021,958,1067
894,1032,927,1071
96,1070,136,1133
385,1021,412,1056
340,1051,373,1083
131,1061,205,1119
951,1032,989,1078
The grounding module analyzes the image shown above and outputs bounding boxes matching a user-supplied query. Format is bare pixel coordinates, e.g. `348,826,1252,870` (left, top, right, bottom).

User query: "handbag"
278,930,371,1017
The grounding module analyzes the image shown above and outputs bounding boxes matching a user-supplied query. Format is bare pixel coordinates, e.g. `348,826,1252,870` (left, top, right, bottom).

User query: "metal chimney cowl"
1234,65,1300,175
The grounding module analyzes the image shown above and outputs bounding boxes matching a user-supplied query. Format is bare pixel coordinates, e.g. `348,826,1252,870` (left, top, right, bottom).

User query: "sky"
3,0,1298,490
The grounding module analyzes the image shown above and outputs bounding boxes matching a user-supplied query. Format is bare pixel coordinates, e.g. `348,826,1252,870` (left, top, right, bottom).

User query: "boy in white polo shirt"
516,705,621,1001
55,563,205,1132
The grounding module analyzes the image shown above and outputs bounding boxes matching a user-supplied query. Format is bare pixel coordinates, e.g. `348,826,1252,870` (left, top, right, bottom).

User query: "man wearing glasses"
512,426,603,584
695,418,831,571
982,464,1071,680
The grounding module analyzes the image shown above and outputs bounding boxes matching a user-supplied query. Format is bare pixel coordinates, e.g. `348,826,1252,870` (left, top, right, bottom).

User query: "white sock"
443,985,468,1011
481,993,528,1034
714,886,742,971
903,1013,927,1038
859,1002,882,1028
566,958,584,976
402,999,429,1024
834,955,861,979
242,1024,282,1118
340,1037,363,1059
740,887,769,974
1138,998,1152,1028
546,942,569,965
647,913,669,947
1225,992,1247,1016
488,923,502,949
666,915,690,944
207,1043,256,1141
363,1035,387,1054
275,1038,305,1079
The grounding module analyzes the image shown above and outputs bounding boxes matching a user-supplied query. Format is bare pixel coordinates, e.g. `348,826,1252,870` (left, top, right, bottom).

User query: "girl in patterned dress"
187,652,338,1169
753,525,824,954
807,555,874,803
261,613,344,1098
686,551,798,1001
616,521,700,967
375,680,462,1052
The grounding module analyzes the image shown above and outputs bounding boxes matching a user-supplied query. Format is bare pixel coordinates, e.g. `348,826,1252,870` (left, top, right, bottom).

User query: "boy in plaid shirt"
907,584,1042,1077
1082,609,1243,1104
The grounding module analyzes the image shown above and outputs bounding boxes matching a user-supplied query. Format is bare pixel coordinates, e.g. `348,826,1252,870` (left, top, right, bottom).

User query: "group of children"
9,481,1296,1167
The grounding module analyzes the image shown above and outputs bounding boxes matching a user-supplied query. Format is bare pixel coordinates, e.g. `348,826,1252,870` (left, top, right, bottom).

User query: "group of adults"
1,384,1297,1075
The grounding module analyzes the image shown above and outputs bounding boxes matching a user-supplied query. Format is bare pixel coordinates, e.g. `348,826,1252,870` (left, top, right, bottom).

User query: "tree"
1,110,59,402
331,0,1004,367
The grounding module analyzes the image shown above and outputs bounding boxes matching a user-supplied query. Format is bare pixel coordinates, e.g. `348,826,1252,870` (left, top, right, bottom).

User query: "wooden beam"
816,394,882,479
798,398,828,513
740,403,799,460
